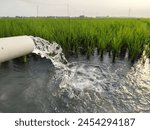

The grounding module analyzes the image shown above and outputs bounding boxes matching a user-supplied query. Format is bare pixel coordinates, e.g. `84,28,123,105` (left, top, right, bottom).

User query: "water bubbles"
31,36,150,113
32,37,68,68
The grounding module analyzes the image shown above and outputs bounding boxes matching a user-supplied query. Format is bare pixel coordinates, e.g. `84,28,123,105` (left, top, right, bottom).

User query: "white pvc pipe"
0,36,35,63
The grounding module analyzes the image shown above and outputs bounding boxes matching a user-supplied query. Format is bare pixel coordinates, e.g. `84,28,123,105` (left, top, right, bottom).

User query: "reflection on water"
116,58,150,112
0,53,150,113
0,56,54,112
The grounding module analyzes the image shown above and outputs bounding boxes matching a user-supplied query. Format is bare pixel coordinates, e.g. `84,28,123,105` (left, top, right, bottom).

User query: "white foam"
32,37,68,69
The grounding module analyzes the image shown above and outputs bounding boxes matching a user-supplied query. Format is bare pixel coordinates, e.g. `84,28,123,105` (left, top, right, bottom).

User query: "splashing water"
30,37,150,113
32,37,68,69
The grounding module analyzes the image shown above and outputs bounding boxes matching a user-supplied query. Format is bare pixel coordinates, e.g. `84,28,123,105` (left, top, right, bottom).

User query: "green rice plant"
111,26,123,62
127,22,148,62
97,25,108,59
0,18,149,62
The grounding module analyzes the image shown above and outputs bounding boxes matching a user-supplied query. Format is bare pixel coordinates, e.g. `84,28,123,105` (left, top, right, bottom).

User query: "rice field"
0,18,150,62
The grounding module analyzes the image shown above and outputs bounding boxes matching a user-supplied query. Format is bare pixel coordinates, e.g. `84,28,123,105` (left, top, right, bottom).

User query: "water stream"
0,37,150,112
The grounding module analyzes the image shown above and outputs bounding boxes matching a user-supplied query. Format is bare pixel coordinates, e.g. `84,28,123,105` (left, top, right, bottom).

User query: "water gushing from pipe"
30,36,150,112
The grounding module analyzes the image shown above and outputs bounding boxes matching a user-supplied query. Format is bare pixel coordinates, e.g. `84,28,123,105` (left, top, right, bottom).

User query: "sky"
0,0,150,17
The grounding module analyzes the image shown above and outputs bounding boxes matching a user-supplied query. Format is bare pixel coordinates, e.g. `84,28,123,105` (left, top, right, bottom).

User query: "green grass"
0,17,150,62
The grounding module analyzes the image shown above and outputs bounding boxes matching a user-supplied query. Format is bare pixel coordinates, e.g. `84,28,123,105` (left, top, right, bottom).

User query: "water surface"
0,53,150,113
